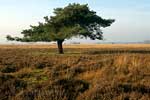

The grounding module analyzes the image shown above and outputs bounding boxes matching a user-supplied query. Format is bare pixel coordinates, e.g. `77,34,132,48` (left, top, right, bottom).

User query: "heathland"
0,44,150,100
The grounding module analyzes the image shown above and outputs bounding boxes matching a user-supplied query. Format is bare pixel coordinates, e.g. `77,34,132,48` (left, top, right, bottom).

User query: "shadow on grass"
29,48,150,55
118,84,150,94
84,50,150,55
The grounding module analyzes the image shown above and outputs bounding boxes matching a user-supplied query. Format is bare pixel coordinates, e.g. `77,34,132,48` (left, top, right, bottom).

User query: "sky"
0,0,150,43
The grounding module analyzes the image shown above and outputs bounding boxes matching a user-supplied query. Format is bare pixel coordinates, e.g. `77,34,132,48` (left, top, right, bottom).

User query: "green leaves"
7,3,115,42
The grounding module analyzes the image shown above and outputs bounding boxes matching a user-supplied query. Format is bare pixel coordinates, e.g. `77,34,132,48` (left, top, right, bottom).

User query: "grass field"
0,44,150,100
0,44,150,49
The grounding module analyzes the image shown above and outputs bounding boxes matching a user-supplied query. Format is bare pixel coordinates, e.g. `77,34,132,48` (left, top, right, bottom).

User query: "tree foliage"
7,3,115,53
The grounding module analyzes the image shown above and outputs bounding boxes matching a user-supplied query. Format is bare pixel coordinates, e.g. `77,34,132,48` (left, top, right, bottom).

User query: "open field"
0,44,150,49
0,44,150,100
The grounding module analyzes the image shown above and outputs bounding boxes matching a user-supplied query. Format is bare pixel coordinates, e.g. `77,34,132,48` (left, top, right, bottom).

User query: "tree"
7,3,115,54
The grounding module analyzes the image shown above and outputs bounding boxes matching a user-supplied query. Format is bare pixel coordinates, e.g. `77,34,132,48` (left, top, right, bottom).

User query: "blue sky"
0,0,150,43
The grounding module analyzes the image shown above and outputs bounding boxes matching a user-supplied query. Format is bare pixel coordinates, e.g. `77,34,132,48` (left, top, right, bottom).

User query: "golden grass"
0,44,150,49
0,44,150,100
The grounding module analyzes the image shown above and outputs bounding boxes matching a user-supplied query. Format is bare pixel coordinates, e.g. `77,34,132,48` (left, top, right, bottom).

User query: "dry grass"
0,44,150,49
0,44,150,100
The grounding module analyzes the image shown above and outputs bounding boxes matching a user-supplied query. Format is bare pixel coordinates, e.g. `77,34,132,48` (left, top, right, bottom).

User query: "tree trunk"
57,40,64,54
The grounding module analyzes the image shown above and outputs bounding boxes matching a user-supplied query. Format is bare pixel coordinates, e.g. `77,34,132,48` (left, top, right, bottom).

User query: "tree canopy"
7,3,115,53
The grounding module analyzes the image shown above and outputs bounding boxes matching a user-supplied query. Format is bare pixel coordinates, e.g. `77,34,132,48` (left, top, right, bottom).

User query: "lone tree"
7,3,115,54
